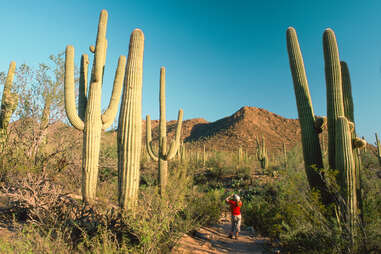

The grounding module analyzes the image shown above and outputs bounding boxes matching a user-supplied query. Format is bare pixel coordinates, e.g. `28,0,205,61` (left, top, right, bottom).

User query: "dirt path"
172,215,272,254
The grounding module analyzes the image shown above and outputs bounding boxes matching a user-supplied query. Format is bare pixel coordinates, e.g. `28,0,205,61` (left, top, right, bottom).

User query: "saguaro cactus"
64,10,126,203
287,28,366,240
286,27,327,198
282,142,287,166
341,61,365,222
117,29,144,210
146,67,183,195
256,136,268,169
323,29,345,171
335,116,358,240
287,27,366,210
0,62,18,144
375,133,381,165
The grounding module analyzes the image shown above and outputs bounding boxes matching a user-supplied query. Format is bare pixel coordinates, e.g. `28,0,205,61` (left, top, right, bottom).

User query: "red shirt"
228,200,242,215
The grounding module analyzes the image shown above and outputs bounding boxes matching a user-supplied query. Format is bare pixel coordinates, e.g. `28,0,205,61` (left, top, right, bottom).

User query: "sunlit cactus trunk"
64,10,126,204
0,61,18,145
323,29,345,171
286,27,328,202
341,61,365,224
335,116,358,244
145,67,183,196
117,29,144,210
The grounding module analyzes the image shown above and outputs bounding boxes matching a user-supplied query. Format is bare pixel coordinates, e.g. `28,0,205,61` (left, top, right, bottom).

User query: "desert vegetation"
0,9,380,254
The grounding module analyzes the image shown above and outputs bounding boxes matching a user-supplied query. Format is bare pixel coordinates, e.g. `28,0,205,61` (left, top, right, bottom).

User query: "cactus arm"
323,28,344,170
340,61,354,123
159,66,166,140
286,27,325,188
78,54,89,121
101,55,127,129
0,61,17,130
145,114,159,161
93,10,107,83
167,109,184,160
64,46,84,131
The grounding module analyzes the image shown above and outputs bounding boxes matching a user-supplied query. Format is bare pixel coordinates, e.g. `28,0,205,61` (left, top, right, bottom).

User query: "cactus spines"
146,67,183,195
286,27,327,196
117,29,144,210
323,28,344,171
64,10,126,203
256,136,268,169
0,61,18,143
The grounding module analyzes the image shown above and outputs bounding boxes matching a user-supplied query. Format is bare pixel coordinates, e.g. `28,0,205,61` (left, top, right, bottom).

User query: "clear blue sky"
1,0,380,143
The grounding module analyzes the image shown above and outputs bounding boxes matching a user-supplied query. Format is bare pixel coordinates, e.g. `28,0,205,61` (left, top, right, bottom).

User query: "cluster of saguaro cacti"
0,62,18,145
375,133,381,165
64,10,127,204
146,67,183,195
117,29,144,210
256,136,268,169
286,27,366,232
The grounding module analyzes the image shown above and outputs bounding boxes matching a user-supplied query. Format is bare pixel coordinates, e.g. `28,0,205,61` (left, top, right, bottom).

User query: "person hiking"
225,193,242,239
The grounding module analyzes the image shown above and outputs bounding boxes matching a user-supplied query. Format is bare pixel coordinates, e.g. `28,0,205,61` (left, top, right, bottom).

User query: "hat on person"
233,194,240,201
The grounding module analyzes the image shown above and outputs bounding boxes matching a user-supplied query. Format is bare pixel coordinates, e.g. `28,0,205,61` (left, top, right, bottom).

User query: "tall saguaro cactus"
375,133,381,165
64,10,126,203
323,29,345,171
287,27,366,209
117,29,144,210
287,28,366,241
0,62,18,143
256,136,268,169
146,67,183,195
286,27,327,199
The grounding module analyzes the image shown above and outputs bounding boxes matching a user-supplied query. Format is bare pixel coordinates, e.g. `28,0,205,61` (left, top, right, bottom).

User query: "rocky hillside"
144,106,303,155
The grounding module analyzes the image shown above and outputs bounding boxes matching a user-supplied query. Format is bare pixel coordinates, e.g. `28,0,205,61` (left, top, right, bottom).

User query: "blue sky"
1,0,380,143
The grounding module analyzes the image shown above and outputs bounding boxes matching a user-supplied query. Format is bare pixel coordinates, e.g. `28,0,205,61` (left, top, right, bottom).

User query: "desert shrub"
240,152,381,254
0,162,226,254
187,188,225,226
